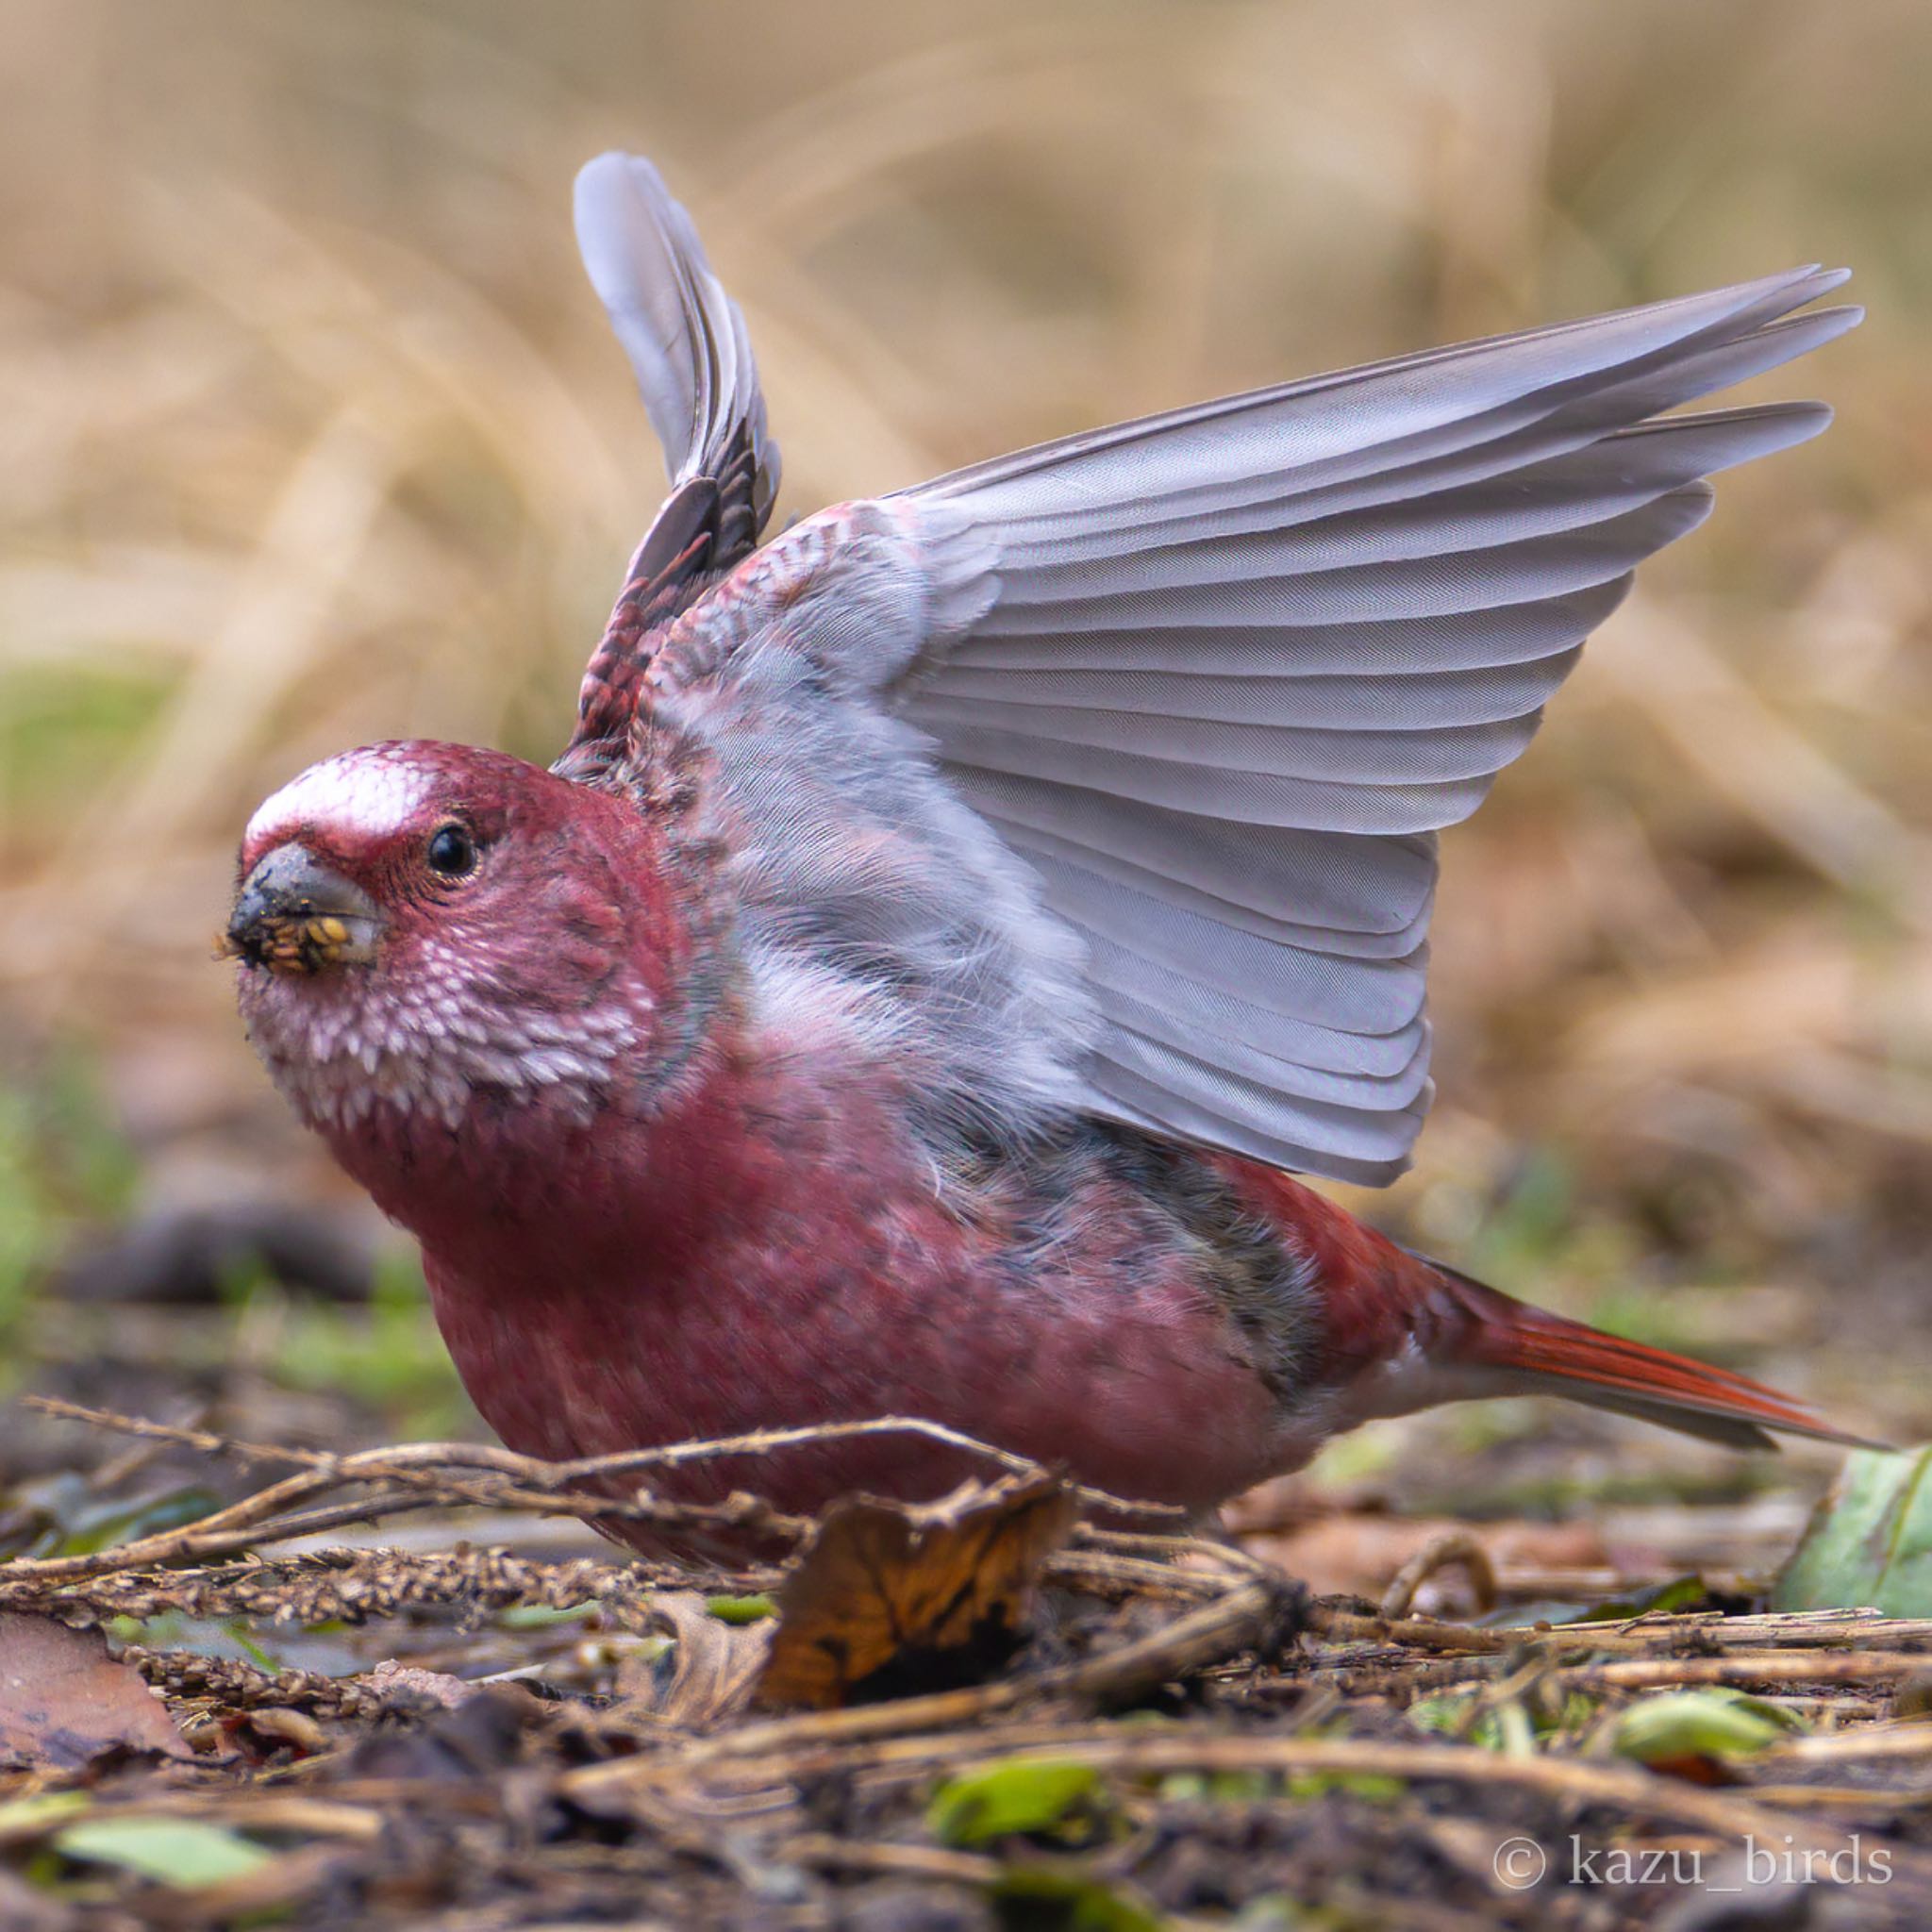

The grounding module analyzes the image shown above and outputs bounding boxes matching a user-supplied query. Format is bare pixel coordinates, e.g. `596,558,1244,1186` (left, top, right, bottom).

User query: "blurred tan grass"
0,0,1927,1309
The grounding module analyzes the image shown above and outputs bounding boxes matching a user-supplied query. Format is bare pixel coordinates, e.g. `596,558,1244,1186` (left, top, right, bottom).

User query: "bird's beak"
224,843,385,975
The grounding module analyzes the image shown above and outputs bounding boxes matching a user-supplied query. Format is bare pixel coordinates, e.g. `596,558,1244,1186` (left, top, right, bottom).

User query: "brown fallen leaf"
0,1611,197,1771
1242,1513,1611,1614
360,1660,476,1710
629,1591,772,1727
758,1473,1076,1710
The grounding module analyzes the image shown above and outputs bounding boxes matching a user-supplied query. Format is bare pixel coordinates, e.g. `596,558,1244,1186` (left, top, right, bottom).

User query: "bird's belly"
422,1237,1285,1551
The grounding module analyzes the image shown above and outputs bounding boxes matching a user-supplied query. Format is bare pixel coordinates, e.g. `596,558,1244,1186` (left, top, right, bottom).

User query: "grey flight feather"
573,153,1857,1188
574,152,779,554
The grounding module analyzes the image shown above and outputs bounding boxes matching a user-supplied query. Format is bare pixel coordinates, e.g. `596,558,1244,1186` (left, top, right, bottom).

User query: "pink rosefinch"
228,155,1867,1549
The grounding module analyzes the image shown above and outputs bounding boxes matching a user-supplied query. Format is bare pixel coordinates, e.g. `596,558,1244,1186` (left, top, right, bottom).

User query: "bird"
225,152,1868,1553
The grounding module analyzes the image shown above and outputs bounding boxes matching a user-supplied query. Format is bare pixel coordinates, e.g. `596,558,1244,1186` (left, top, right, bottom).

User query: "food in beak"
224,844,384,975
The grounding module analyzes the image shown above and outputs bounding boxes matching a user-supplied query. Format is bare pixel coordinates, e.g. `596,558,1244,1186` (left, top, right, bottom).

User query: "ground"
1,1179,1929,1928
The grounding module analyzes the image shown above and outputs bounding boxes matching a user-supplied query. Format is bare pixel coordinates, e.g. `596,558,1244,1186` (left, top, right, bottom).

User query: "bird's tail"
1208,1155,1874,1453
1419,1261,1877,1452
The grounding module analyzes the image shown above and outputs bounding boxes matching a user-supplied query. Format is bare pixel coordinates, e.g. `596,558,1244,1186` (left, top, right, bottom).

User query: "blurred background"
1,0,1927,1574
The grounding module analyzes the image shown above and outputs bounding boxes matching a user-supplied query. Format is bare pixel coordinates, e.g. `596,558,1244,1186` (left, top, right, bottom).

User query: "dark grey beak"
225,844,385,975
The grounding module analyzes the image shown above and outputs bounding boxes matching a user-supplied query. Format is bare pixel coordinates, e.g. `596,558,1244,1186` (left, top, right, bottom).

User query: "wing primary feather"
876,269,1855,1181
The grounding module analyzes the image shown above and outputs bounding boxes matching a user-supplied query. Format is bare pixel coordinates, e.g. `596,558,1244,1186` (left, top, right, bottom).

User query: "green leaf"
223,1619,280,1672
1774,1445,1932,1616
56,1817,273,1888
1286,1770,1406,1803
706,1593,775,1625
1574,1575,1709,1623
987,1866,1162,1932
0,1792,92,1840
50,1483,222,1559
1407,1693,1471,1737
1227,1901,1304,1932
929,1758,1105,1847
1158,1769,1273,1803
1614,1689,1796,1764
498,1600,600,1629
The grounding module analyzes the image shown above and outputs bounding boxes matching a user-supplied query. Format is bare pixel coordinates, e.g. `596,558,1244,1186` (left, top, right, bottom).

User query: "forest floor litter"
0,1403,1928,1930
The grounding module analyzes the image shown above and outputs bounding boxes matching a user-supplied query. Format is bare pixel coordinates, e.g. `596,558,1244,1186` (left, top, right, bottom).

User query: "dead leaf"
629,1592,771,1727
1242,1513,1610,1614
758,1473,1076,1709
0,1611,197,1771
361,1661,475,1711
339,1684,540,1782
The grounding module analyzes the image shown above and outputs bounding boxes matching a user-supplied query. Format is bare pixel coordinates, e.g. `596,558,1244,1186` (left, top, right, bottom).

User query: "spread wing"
877,268,1858,1181
575,153,1856,1184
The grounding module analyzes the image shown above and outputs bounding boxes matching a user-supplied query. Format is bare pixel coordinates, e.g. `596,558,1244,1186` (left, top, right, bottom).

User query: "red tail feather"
1439,1266,1877,1452
1208,1158,1874,1454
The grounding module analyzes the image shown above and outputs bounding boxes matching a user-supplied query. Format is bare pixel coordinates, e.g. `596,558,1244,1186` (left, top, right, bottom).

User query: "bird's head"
227,741,696,1146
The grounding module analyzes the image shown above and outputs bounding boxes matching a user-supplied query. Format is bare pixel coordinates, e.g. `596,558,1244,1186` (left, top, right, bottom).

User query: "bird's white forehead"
247,751,432,846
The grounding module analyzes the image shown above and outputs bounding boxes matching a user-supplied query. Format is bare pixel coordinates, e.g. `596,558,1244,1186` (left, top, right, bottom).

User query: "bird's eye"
425,824,477,878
